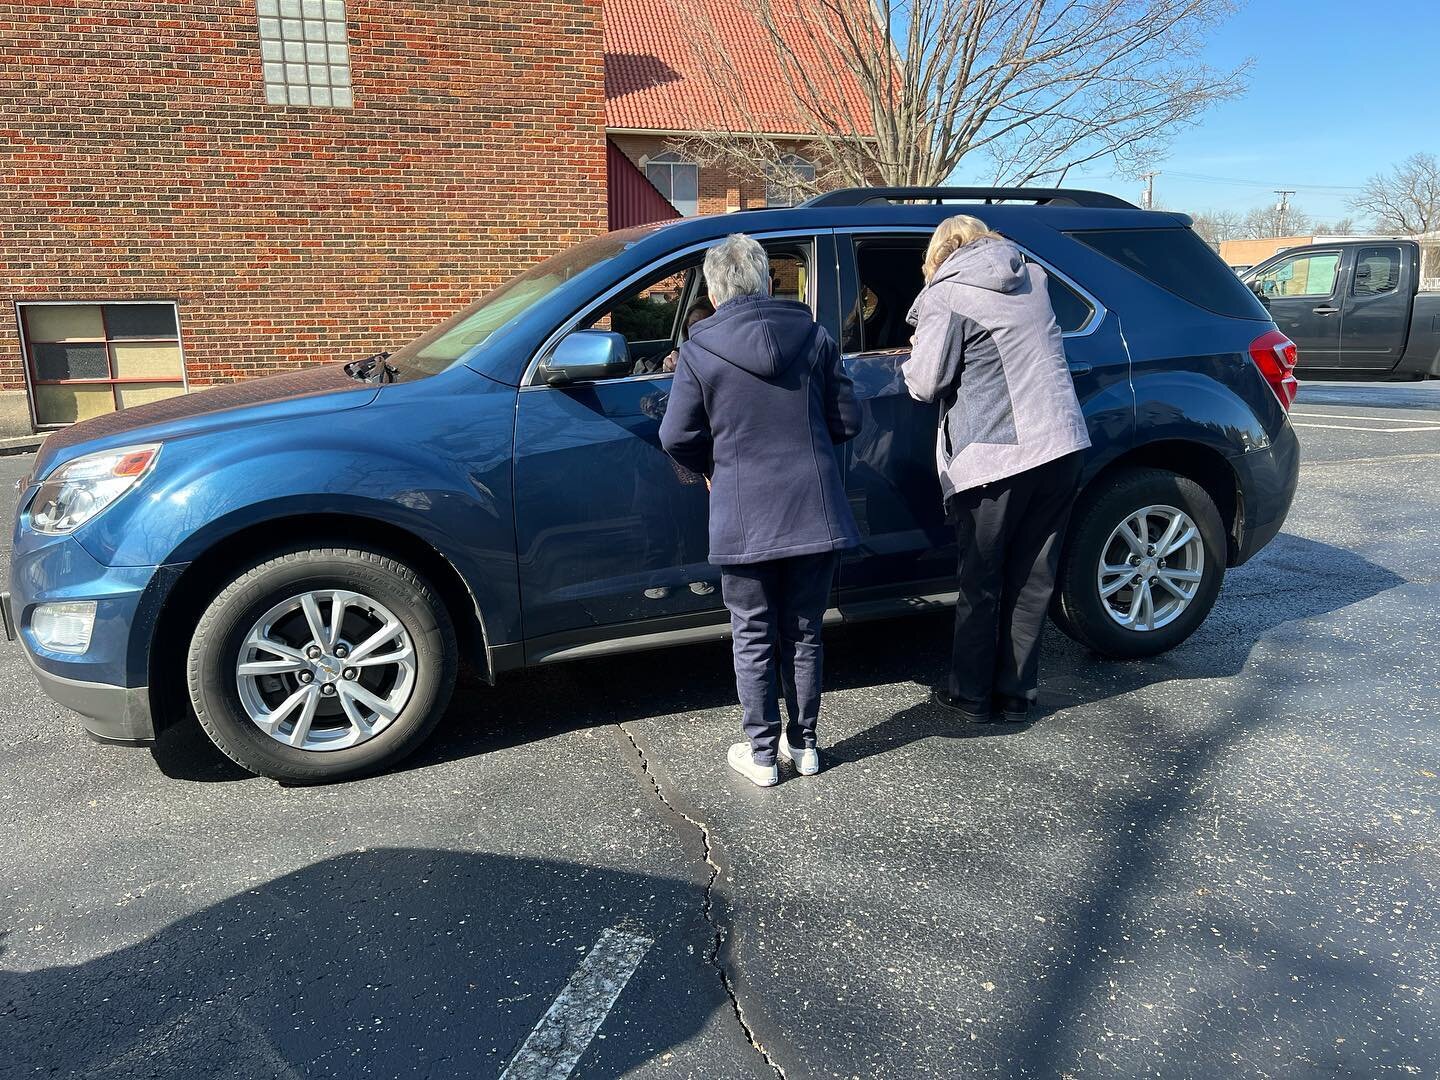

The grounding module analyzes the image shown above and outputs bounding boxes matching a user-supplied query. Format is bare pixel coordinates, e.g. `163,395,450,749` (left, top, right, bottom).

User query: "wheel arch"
148,512,492,734
1083,440,1242,564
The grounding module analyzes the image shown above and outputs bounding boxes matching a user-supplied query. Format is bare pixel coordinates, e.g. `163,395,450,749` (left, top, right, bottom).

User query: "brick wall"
0,1,606,410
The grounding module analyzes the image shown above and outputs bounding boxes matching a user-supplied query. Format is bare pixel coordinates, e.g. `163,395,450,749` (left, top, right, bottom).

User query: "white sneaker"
727,743,778,787
778,738,820,776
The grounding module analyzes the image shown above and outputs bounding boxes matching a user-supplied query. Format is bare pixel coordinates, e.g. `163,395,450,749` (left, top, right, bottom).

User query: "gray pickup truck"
1242,239,1440,378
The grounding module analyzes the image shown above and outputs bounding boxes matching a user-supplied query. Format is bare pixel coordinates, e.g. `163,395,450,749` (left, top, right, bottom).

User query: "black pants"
947,452,1084,709
720,552,837,766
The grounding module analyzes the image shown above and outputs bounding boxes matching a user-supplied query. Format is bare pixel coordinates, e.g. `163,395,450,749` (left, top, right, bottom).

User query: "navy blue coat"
659,294,862,566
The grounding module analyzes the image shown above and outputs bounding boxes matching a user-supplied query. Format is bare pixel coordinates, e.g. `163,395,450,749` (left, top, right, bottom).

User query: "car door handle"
1069,362,1093,376
1312,305,1339,315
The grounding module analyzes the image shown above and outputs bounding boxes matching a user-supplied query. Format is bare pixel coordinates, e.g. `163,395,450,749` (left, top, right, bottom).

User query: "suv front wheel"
187,546,457,783
1053,468,1226,658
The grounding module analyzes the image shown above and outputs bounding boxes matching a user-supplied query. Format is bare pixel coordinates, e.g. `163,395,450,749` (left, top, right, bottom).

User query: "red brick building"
0,1,604,433
604,0,875,219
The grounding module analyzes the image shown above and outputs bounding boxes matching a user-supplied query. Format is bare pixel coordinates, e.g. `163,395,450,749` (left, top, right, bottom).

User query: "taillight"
1249,329,1299,410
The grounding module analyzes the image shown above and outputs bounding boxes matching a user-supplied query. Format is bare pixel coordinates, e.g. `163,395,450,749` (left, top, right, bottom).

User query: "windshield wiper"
344,351,398,384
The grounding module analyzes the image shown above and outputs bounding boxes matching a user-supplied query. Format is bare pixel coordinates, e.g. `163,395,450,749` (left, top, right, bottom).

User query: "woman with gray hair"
660,234,862,787
903,214,1090,724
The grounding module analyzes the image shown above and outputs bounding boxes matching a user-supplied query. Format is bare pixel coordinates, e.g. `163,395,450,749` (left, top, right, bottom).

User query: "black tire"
186,547,457,783
1052,467,1226,659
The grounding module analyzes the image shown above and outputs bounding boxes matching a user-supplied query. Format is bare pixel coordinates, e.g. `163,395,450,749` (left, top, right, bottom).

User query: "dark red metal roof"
607,139,681,231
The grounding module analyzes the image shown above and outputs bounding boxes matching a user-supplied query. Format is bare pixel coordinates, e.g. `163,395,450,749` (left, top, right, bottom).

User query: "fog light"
32,601,97,654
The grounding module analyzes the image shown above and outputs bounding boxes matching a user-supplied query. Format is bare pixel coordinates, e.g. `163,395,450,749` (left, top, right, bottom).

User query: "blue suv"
4,187,1300,782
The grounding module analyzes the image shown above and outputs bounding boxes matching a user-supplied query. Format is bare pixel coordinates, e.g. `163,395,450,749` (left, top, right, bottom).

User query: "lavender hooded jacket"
903,237,1090,499
659,293,862,565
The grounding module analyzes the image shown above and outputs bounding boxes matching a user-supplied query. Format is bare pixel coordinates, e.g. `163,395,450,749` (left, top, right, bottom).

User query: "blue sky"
1055,0,1436,223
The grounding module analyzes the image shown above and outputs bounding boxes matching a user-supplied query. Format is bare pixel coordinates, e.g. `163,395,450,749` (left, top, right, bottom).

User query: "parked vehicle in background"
4,187,1300,782
1242,239,1440,378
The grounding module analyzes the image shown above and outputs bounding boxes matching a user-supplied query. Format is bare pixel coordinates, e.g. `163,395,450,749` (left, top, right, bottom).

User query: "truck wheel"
187,547,457,783
1052,468,1225,658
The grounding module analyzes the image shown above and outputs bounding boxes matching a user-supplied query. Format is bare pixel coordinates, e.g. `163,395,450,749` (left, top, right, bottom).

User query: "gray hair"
703,234,770,306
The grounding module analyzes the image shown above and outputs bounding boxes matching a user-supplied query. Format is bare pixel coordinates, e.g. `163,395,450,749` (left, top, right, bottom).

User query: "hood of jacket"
931,237,1027,294
684,294,817,378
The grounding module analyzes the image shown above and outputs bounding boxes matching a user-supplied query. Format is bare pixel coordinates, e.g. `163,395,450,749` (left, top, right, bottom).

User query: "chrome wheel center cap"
1138,558,1157,578
314,655,343,682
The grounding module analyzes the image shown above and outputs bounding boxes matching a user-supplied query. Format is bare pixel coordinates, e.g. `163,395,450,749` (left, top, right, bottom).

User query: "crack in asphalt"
616,722,787,1080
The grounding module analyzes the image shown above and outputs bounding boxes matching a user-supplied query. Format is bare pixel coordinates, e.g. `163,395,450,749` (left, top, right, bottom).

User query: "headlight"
28,444,161,535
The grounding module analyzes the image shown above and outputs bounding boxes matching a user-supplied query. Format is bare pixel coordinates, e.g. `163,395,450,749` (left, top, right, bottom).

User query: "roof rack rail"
801,186,1137,210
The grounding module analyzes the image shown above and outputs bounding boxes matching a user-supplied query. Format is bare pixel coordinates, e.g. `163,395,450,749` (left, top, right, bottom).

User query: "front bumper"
8,531,183,746
23,648,155,744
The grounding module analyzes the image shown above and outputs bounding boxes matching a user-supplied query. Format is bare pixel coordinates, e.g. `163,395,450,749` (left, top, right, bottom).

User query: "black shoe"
930,688,995,722
994,695,1032,723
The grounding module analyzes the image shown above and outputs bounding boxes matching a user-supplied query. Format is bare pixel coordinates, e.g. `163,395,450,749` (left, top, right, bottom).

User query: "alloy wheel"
1095,504,1205,632
234,589,417,751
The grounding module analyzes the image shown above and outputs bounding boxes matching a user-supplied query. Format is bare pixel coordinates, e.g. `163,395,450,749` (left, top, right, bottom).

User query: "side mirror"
543,330,633,386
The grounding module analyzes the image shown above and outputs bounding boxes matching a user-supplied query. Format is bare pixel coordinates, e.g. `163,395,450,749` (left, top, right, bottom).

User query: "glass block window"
17,303,187,427
257,0,352,109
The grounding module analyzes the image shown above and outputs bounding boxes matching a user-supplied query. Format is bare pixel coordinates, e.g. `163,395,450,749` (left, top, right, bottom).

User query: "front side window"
18,303,186,427
765,154,816,208
258,0,352,108
646,153,699,217
1352,246,1402,296
1251,251,1341,299
569,240,814,382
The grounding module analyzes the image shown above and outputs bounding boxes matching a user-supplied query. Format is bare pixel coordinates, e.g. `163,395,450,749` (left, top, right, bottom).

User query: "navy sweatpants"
720,552,837,766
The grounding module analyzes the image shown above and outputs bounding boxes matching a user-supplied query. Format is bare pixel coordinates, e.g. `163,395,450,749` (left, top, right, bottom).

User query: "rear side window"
1070,227,1270,320
1353,246,1403,296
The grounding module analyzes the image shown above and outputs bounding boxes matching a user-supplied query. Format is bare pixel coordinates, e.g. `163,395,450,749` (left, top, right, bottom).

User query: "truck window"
1352,247,1402,296
1070,227,1270,320
1250,251,1340,300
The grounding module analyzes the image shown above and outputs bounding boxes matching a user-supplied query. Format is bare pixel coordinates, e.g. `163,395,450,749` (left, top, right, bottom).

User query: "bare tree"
1313,216,1357,236
1241,202,1311,239
675,0,1249,197
1351,153,1440,235
1190,207,1245,245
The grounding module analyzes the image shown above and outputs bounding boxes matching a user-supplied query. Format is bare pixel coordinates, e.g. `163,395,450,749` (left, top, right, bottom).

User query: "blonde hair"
922,214,1004,282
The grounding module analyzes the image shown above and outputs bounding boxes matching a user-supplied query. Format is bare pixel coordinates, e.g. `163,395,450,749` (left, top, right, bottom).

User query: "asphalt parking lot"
2,382,1437,1079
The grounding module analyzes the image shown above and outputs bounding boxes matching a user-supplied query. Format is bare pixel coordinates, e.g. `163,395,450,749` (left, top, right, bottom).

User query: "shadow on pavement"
0,849,723,1079
152,532,1404,782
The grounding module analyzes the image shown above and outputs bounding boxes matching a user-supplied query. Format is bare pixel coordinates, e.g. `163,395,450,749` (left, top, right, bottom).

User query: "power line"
1160,170,1361,193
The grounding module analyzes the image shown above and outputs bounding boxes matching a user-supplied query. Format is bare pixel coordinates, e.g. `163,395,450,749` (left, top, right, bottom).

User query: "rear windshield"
1069,227,1270,321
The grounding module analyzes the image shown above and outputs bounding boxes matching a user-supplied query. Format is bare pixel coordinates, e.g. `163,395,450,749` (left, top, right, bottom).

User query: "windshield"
386,233,639,378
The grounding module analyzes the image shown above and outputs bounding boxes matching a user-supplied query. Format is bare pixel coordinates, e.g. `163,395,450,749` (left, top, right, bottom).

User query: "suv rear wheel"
1053,468,1225,658
187,547,457,783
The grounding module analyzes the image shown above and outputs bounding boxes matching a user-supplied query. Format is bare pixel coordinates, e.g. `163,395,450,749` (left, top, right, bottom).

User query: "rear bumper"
1232,419,1300,565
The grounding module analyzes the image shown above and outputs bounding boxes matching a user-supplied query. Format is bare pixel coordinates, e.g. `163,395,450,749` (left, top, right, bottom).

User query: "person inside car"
903,214,1090,724
659,234,861,787
634,299,715,376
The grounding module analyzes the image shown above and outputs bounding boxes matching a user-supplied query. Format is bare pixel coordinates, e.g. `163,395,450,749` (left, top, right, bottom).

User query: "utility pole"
1274,189,1294,237
1140,172,1158,210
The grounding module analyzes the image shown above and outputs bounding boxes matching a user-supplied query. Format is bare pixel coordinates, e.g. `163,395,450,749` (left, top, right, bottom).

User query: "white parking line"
1292,422,1440,433
500,928,654,1080
1292,411,1440,425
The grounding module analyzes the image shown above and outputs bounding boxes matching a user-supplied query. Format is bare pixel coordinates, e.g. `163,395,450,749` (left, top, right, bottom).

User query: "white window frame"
765,154,817,208
645,152,699,217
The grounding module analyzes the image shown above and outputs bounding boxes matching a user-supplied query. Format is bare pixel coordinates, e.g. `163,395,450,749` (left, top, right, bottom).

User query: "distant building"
1219,234,1408,269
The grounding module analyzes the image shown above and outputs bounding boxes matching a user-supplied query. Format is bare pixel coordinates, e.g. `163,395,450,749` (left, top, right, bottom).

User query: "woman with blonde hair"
903,214,1090,723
